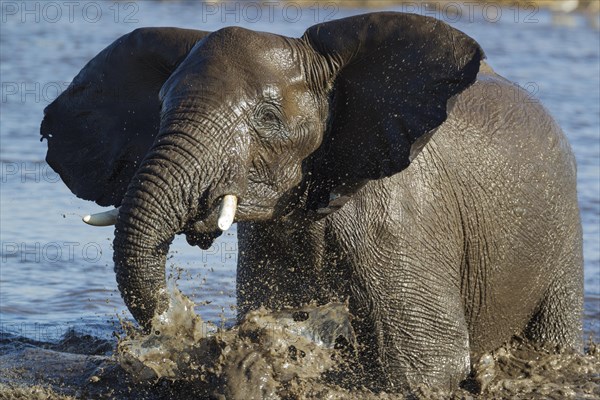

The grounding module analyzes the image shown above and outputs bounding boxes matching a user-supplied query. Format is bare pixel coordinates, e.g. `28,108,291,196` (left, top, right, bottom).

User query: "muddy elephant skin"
41,12,583,392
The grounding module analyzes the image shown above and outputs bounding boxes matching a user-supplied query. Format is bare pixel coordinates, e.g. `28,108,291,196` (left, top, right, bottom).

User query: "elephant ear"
40,27,210,207
301,12,485,213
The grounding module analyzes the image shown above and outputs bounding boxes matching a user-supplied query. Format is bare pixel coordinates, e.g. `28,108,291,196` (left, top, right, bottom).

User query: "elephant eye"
258,109,279,126
253,104,286,139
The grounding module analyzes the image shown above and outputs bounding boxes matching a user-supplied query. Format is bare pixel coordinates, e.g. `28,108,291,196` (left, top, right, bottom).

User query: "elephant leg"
359,279,471,391
523,267,583,351
328,174,471,390
236,252,321,318
236,221,331,319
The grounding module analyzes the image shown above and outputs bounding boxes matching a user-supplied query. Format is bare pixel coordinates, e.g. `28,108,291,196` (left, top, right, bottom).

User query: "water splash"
115,283,357,398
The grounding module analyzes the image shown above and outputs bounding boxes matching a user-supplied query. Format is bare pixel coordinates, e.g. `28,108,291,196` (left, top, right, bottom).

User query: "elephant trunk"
113,136,194,329
112,126,242,329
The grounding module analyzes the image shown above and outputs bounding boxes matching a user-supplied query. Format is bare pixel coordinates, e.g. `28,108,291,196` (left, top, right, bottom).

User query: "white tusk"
83,207,120,226
217,195,237,231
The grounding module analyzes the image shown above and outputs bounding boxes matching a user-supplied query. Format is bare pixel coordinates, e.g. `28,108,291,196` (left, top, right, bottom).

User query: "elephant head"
41,12,484,329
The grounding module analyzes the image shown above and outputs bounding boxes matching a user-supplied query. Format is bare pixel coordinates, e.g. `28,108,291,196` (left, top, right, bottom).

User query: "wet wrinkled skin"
41,11,584,392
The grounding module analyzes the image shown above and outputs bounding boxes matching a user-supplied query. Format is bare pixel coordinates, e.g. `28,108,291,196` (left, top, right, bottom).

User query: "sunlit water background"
1,1,598,347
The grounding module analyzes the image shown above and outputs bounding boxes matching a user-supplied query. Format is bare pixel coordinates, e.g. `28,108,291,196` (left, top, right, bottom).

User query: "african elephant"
41,12,583,392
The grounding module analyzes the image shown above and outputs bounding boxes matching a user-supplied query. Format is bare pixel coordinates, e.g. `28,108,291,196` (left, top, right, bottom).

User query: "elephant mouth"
183,227,222,249
181,202,225,249
182,197,275,247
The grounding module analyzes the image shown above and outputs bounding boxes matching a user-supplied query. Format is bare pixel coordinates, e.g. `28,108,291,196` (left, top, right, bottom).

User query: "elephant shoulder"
440,62,576,178
447,63,566,147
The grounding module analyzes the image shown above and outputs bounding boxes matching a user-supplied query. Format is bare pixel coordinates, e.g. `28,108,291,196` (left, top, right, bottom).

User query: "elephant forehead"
255,47,301,74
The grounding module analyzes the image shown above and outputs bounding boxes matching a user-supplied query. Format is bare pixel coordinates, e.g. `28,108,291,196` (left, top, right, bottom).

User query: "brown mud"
1,289,598,399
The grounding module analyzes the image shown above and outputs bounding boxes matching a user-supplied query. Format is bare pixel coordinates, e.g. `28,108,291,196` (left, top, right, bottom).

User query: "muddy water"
1,1,599,399
1,291,598,399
